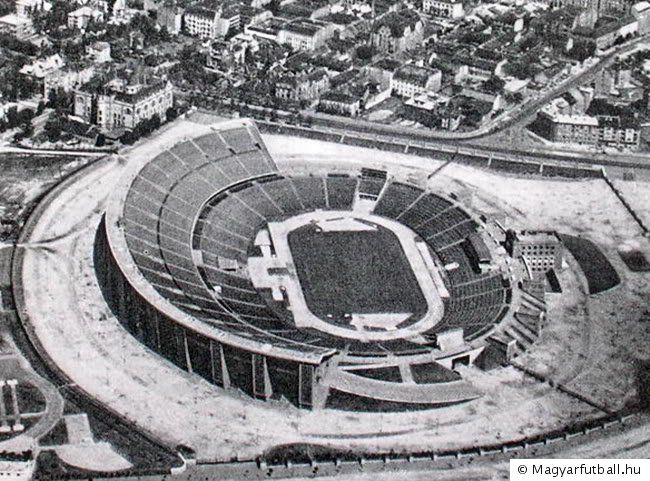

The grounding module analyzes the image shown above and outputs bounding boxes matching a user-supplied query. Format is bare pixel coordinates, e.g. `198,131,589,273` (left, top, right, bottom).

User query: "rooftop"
321,90,358,103
283,19,328,37
374,9,421,37
0,13,33,26
514,230,560,243
394,64,439,86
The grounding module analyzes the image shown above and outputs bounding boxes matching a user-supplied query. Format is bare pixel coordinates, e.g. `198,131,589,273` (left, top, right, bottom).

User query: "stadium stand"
358,169,387,200
325,175,358,209
289,176,328,210
103,121,511,410
373,182,424,219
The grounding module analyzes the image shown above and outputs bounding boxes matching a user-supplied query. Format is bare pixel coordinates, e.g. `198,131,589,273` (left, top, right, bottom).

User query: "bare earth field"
613,179,650,228
0,154,89,221
15,126,650,468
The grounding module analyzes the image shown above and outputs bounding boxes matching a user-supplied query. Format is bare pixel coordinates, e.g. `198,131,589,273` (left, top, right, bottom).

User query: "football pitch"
287,224,427,322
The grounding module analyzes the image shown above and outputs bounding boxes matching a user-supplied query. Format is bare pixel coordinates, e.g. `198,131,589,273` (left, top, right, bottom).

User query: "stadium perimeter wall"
96,216,318,409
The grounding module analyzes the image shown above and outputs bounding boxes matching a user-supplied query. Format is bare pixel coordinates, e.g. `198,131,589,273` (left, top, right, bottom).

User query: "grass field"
288,225,426,322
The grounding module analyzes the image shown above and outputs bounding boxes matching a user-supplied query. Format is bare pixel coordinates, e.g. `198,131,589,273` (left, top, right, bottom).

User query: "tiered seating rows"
326,176,358,209
427,221,477,250
289,176,328,210
398,194,453,228
373,182,424,219
450,275,503,298
358,177,386,198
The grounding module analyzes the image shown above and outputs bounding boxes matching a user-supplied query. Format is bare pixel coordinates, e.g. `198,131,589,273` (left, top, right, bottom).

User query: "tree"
22,121,34,138
166,106,179,122
5,106,19,128
356,44,374,61
44,115,64,142
269,0,281,15
483,75,505,94
17,108,35,126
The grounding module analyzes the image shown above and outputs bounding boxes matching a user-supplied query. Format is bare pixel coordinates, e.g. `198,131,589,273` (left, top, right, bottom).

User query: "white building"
391,64,442,97
184,5,219,38
422,0,464,19
74,77,174,131
278,19,335,51
0,454,35,481
67,6,105,30
15,0,52,17
0,13,34,39
86,41,111,63
19,54,65,80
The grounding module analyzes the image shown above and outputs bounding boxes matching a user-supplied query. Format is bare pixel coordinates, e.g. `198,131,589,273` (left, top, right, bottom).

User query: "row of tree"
0,105,39,133
121,106,179,145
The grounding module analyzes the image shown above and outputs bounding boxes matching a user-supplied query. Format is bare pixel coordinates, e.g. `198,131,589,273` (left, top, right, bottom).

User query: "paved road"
477,35,650,138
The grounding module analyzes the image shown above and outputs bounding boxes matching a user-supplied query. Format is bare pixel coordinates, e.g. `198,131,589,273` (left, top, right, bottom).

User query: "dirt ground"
15,126,650,468
612,179,650,228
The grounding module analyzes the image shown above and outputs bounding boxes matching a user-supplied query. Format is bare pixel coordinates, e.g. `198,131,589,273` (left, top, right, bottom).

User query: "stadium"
97,119,515,410
10,114,650,472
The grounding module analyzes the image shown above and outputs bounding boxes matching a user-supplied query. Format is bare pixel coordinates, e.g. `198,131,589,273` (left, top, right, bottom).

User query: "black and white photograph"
0,0,649,480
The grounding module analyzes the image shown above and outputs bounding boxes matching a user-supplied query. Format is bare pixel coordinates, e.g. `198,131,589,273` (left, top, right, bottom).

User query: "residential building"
422,0,464,19
67,6,105,30
460,86,503,111
15,0,51,17
19,54,65,81
598,115,640,147
207,36,258,71
184,2,220,39
157,1,184,34
86,41,111,63
536,108,640,149
391,64,442,97
214,5,241,38
44,64,96,100
238,6,272,28
275,69,330,102
0,13,34,39
245,17,285,41
318,91,360,116
457,57,501,82
537,110,600,145
371,9,423,54
0,453,35,480
74,76,173,131
365,58,402,89
278,19,335,51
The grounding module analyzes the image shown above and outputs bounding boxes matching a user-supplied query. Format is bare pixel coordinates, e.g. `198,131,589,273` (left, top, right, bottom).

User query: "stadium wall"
95,216,317,408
